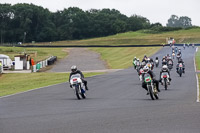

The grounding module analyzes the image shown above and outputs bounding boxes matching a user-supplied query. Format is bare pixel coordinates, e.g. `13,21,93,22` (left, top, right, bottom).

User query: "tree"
179,16,192,28
167,15,192,28
0,4,14,44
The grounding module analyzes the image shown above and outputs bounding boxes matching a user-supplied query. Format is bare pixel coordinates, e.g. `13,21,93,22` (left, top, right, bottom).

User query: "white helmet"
71,65,77,72
143,66,149,73
162,65,168,71
137,58,139,61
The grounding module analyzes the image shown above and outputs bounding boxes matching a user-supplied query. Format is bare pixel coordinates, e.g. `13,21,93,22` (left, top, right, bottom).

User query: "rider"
183,43,186,49
133,57,137,69
160,65,171,85
176,58,185,73
142,55,148,63
167,57,173,66
175,47,178,53
162,56,167,66
69,65,88,90
142,66,160,94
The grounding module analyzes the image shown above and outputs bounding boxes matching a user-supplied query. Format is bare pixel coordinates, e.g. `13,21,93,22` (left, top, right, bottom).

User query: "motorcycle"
70,74,86,100
176,54,181,61
144,73,159,100
135,62,140,72
155,59,159,67
177,63,183,77
192,44,195,48
146,62,153,70
138,68,144,81
167,60,173,71
172,53,175,59
161,72,169,90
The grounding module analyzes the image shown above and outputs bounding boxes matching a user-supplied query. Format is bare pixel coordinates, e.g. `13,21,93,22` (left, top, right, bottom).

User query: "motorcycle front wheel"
75,86,81,100
148,86,155,100
164,79,168,90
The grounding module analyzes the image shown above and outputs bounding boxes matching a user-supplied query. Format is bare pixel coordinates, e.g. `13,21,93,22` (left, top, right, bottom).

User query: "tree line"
0,3,194,44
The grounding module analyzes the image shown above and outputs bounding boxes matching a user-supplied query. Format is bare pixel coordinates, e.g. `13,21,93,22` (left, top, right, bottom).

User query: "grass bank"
0,72,103,97
27,28,200,46
195,47,200,70
196,47,200,101
90,47,161,69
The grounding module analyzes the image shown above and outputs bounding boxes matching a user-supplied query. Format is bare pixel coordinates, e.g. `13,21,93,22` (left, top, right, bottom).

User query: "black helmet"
71,65,77,72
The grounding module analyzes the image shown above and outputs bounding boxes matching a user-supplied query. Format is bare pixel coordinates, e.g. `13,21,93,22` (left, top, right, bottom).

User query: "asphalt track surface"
0,46,199,133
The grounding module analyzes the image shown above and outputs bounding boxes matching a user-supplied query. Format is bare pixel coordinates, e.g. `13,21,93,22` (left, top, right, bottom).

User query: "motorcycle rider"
154,57,159,66
183,43,186,49
142,66,160,94
142,55,148,62
160,65,171,85
175,47,178,53
176,58,185,73
167,57,173,66
69,65,88,90
162,56,167,66
133,57,137,69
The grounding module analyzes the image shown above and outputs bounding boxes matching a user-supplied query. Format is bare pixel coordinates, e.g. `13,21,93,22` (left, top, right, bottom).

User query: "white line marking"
194,47,199,102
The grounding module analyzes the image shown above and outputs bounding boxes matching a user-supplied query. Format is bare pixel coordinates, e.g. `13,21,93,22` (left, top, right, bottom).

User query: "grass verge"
198,74,200,101
196,47,200,101
0,47,68,62
195,47,200,70
0,72,103,97
90,47,161,69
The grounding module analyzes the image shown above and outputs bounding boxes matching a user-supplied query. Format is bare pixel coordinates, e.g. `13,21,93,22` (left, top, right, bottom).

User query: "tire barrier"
47,56,57,65
32,56,57,72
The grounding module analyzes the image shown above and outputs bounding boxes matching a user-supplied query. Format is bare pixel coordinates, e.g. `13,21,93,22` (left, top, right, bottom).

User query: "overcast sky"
1,0,200,26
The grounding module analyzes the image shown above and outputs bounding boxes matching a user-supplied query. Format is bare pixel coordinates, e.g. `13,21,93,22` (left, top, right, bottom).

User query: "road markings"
194,47,199,102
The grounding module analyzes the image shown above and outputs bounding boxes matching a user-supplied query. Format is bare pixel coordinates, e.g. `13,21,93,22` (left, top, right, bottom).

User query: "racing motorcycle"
155,59,159,67
172,53,175,59
70,74,86,100
146,62,153,70
135,62,141,73
177,63,183,77
138,68,144,81
161,72,169,90
144,73,159,100
167,60,173,71
176,54,181,61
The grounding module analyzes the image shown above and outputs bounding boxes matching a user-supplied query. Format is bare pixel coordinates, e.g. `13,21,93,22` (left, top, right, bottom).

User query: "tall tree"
167,15,192,28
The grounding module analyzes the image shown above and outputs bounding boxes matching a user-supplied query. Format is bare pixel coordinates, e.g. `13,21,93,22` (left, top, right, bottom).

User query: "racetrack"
0,46,199,133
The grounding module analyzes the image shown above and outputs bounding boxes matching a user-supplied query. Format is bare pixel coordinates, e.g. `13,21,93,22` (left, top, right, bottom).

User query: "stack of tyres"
47,56,57,65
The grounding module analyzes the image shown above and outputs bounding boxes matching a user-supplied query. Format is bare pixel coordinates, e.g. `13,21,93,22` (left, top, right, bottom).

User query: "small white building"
0,54,12,69
14,55,30,70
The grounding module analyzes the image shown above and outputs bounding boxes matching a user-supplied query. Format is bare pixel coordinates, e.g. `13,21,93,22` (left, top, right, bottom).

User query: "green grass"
90,47,161,69
0,72,103,97
198,74,200,101
0,47,68,62
26,27,200,46
195,47,200,70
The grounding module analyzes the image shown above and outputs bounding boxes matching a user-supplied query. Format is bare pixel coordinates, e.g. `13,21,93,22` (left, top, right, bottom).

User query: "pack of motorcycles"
133,48,185,100
70,46,189,100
